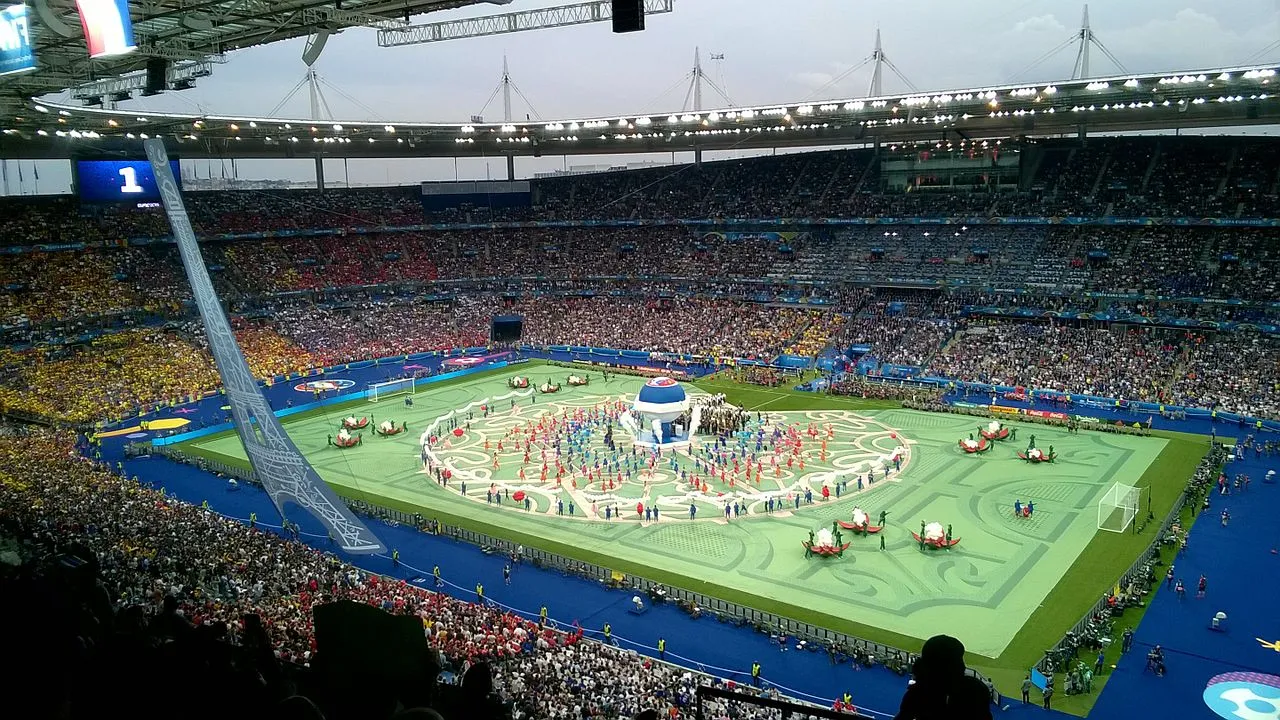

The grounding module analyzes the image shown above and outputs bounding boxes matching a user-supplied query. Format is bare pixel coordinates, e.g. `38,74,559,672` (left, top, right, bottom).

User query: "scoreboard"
75,159,180,203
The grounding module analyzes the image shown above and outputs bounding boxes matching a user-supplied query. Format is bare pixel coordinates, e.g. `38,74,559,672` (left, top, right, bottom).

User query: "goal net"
1097,482,1141,533
367,377,417,403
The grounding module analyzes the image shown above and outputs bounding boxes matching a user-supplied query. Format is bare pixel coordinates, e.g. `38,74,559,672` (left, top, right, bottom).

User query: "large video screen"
75,159,180,203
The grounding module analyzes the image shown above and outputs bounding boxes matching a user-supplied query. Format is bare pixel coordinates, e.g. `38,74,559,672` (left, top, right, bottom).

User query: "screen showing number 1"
118,166,144,193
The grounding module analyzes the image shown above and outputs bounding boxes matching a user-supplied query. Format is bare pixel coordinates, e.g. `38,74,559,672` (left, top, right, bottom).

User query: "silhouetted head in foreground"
893,635,993,720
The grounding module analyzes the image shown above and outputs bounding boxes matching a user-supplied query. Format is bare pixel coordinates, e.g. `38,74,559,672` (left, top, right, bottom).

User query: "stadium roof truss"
0,1,487,111
4,64,1280,160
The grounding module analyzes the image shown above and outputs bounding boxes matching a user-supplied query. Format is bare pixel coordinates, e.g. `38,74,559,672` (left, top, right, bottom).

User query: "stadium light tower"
267,62,384,191
674,48,734,167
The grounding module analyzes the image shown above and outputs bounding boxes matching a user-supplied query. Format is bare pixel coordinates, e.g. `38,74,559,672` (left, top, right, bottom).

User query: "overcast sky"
13,0,1280,193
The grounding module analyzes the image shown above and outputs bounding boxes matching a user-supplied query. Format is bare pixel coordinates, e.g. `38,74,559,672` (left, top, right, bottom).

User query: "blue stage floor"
100,360,1280,718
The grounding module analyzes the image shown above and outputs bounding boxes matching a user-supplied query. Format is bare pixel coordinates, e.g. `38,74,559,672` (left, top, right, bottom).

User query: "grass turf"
169,361,1204,715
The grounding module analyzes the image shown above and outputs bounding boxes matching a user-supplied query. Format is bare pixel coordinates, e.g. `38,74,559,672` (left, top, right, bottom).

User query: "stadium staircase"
814,153,851,208
213,247,254,300
852,150,879,193
936,325,964,357
1087,150,1112,200
1216,145,1237,196
1047,146,1076,200
699,167,729,213
1197,232,1218,264
784,156,811,201
1105,230,1143,267
910,319,951,372
1139,144,1162,193
1163,342,1196,401
777,312,819,357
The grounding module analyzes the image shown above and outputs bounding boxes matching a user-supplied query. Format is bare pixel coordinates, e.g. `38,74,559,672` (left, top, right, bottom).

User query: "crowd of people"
1168,334,1280,419
515,297,826,361
249,301,492,369
925,323,1187,403
832,293,964,370
0,140,1275,421
0,329,220,424
4,223,1275,337
0,224,1276,339
1,283,1278,422
0,294,856,423
0,428,828,720
17,142,1280,248
734,366,788,387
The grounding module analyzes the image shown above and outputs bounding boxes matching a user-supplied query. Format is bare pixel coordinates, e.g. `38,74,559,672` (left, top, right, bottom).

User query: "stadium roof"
0,1,487,112
5,64,1280,160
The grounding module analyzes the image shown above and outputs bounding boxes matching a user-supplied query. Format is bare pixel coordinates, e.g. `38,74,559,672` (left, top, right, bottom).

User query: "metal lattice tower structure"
805,28,917,101
142,138,383,554
377,0,674,46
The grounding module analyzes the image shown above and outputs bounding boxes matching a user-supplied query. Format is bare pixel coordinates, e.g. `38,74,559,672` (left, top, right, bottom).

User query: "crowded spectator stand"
0,428,862,720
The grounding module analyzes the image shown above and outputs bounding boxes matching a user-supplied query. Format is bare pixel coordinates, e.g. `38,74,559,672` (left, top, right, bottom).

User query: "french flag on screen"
76,0,137,58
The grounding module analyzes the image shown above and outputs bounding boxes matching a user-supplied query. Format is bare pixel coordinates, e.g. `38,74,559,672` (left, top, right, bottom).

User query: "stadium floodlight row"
9,64,1280,160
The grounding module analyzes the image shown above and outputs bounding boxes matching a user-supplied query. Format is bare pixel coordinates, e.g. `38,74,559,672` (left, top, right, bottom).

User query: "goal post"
1097,482,1142,533
367,377,417,403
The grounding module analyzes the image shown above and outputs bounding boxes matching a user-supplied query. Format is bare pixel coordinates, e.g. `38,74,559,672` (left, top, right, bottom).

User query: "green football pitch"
176,363,1200,682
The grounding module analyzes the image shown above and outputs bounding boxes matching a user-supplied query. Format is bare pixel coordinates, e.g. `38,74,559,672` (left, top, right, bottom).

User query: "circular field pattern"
424,390,915,524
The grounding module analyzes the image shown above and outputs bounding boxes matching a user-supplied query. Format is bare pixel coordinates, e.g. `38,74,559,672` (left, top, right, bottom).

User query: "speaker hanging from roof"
302,29,330,66
611,0,644,33
144,58,168,95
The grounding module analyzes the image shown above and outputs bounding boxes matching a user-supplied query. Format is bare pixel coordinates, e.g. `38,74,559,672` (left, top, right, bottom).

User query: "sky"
10,0,1280,194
